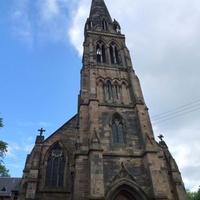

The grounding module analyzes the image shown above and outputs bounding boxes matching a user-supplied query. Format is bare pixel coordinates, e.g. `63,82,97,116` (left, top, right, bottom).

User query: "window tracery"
111,113,126,144
96,42,106,63
45,145,65,188
110,43,119,64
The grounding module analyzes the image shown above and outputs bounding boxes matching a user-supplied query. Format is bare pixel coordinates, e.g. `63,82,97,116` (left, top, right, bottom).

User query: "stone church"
18,0,187,199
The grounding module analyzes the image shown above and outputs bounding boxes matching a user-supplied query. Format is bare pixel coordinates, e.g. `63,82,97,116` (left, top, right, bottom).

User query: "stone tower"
18,0,187,200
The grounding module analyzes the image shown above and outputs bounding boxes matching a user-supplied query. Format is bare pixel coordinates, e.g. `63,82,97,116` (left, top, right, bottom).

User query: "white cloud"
40,0,59,21
10,0,33,47
10,0,72,47
26,136,34,142
6,143,21,157
68,0,89,55
17,121,34,127
23,144,34,152
39,121,51,127
35,0,71,45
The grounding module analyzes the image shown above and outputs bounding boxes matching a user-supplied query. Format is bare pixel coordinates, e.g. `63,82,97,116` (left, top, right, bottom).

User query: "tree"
187,188,200,200
0,117,10,177
0,117,3,128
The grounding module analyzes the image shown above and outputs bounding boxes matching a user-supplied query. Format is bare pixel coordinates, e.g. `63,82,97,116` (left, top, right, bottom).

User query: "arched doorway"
105,183,147,200
115,194,133,200
114,191,136,200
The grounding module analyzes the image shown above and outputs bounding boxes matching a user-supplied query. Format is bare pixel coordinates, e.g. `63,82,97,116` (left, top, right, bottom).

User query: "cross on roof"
38,128,45,136
158,134,164,141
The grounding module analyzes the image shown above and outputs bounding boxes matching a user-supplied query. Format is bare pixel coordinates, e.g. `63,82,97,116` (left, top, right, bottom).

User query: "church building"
18,0,187,199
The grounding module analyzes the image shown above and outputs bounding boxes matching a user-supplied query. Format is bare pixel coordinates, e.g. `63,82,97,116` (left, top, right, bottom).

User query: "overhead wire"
151,99,200,119
3,154,26,165
3,100,200,164
151,99,200,124
152,107,200,124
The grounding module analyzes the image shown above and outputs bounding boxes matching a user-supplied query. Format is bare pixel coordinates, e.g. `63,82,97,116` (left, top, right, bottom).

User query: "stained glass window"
45,145,65,188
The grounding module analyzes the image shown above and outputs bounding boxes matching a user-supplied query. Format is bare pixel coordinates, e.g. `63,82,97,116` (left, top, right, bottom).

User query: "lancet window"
45,145,66,188
111,113,126,144
110,43,119,64
102,19,108,30
88,19,93,29
106,81,112,100
97,80,104,102
113,82,120,100
96,42,106,63
86,18,93,30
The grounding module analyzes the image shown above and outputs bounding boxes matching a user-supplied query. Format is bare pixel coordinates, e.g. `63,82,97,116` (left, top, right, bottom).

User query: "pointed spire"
89,0,112,20
87,0,112,31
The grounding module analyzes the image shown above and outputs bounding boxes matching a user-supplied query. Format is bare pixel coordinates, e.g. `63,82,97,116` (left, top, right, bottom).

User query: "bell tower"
74,0,187,199
18,0,187,200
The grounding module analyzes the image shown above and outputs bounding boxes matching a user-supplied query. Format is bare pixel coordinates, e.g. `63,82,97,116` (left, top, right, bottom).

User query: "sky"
0,0,200,191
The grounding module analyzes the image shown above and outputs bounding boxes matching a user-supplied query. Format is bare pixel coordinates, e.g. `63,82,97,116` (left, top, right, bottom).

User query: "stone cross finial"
38,128,45,136
158,134,164,141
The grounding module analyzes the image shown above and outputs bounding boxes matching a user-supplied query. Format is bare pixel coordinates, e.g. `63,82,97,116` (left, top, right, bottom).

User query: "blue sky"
0,0,81,177
0,0,200,191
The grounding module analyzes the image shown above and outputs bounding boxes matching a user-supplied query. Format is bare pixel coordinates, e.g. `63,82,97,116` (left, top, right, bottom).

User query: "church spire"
85,0,119,32
89,0,112,21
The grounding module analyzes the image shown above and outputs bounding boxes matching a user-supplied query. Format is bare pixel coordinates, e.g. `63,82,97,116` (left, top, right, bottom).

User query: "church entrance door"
114,194,135,200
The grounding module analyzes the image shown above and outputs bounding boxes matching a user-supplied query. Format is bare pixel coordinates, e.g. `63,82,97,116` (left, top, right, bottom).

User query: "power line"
151,99,200,119
151,99,200,124
152,104,200,120
5,158,26,165
152,107,200,125
3,100,200,165
3,155,26,165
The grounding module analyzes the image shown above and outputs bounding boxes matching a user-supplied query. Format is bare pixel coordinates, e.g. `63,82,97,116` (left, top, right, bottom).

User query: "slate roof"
0,177,21,197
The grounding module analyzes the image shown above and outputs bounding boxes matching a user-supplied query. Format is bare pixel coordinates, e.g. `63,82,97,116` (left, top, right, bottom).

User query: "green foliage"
0,140,8,158
0,118,3,128
0,141,9,177
0,118,10,177
187,188,200,200
0,165,10,177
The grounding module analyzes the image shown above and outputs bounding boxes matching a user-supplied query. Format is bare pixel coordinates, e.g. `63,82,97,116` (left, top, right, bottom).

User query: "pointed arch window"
96,42,106,63
111,113,126,144
106,81,112,100
110,43,119,64
88,19,93,29
114,82,119,100
97,80,104,102
102,45,106,62
96,44,101,62
102,19,108,30
86,18,93,30
45,145,66,188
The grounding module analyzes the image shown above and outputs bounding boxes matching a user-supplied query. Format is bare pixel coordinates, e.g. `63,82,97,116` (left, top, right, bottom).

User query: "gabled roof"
0,177,21,196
